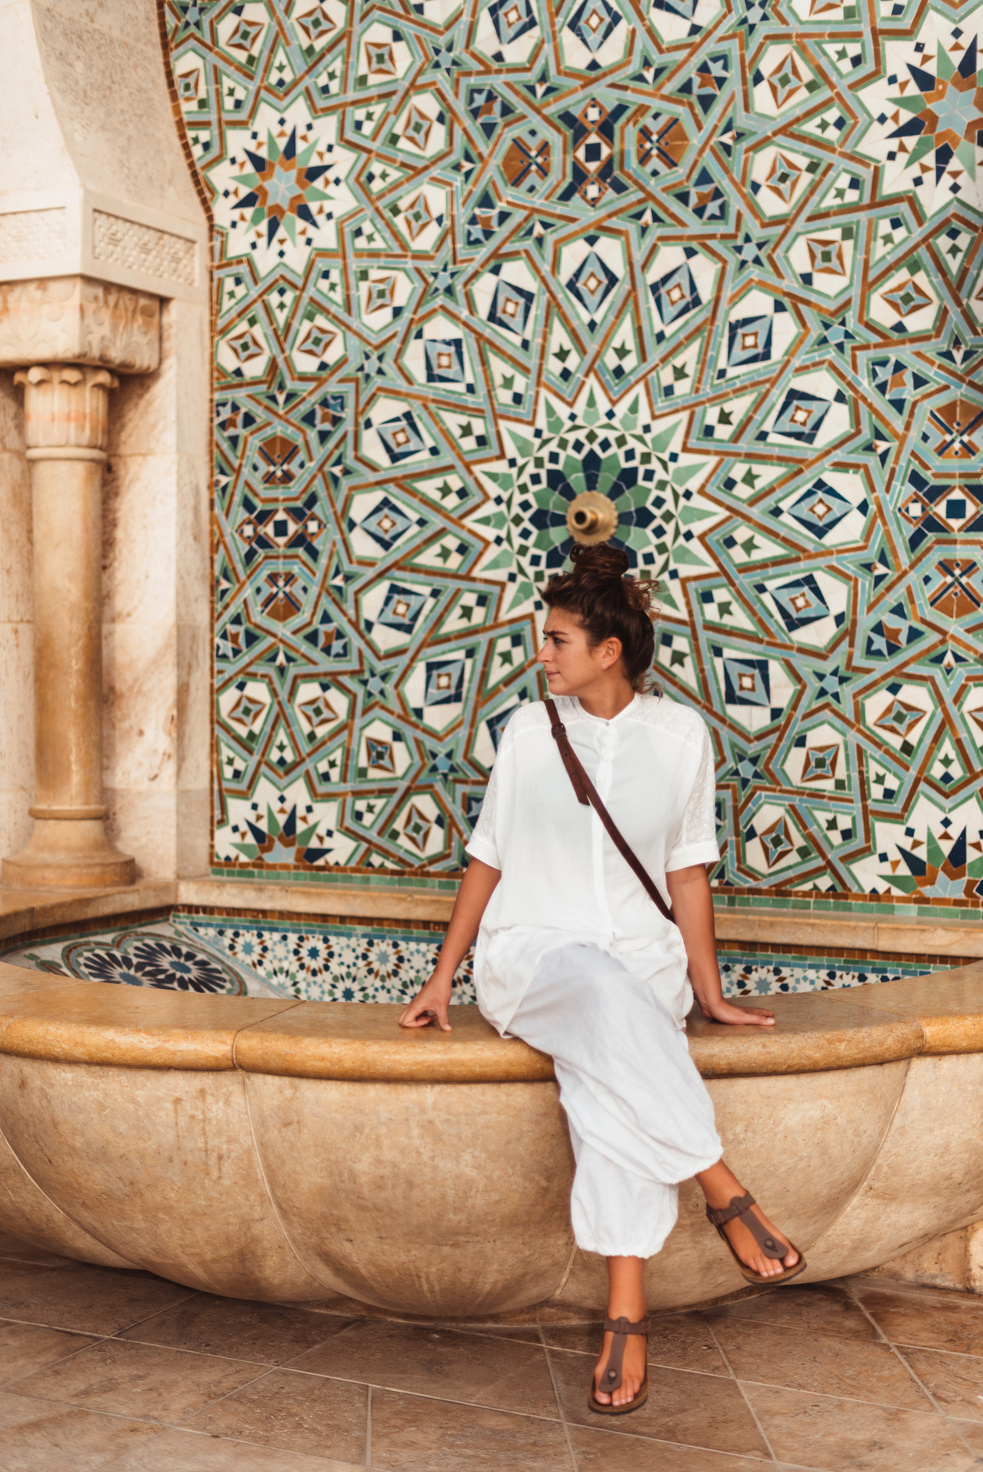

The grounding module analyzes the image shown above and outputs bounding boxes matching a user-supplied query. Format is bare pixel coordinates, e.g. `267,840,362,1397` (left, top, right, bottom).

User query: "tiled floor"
2,1233,983,1471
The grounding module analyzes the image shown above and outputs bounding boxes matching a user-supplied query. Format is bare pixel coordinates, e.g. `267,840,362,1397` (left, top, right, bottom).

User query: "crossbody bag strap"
544,699,676,927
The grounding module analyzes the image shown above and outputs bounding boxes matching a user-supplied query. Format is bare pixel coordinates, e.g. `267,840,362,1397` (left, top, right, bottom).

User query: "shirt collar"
572,692,640,724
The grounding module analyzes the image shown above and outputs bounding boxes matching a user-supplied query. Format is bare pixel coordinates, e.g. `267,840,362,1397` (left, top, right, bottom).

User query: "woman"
399,544,803,1415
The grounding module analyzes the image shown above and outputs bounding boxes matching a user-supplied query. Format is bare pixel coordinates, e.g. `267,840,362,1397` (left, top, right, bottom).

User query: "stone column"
0,277,161,889
2,364,135,888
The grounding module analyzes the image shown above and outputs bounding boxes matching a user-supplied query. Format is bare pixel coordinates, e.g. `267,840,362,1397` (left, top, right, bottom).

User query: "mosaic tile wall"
162,0,983,902
0,914,933,1000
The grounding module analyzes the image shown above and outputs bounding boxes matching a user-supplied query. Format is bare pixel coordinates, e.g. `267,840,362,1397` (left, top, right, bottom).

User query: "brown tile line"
537,1325,580,1470
0,1307,191,1339
543,1327,783,1465
841,1278,983,1463
3,1295,957,1472
0,1321,111,1392
703,1315,781,1466
8,1353,282,1426
0,1390,175,1436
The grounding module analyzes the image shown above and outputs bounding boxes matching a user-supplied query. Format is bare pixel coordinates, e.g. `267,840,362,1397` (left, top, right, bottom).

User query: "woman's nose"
536,642,549,663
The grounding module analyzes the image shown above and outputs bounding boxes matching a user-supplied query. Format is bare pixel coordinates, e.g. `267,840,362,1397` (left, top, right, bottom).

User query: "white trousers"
508,943,723,1258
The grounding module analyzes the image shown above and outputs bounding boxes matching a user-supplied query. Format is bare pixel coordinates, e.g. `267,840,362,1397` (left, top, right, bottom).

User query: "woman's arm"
398,857,502,1031
666,864,775,1027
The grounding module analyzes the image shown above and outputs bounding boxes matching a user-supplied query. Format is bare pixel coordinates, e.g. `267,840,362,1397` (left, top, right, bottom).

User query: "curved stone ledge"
2,913,983,1316
5,961,981,1080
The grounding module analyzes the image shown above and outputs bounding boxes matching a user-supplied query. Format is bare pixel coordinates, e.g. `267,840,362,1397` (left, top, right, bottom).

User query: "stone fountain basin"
2,958,983,1317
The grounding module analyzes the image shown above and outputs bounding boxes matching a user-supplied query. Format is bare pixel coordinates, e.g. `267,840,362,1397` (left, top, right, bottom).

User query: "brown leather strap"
705,1190,756,1227
544,699,676,927
599,1316,650,1393
705,1192,786,1260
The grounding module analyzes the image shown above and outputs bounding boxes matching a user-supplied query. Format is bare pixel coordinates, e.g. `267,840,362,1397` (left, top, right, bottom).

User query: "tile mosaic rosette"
162,0,983,904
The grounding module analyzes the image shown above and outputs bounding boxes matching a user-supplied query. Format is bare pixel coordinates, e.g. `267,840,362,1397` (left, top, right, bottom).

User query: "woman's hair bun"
568,543,630,583
566,543,653,614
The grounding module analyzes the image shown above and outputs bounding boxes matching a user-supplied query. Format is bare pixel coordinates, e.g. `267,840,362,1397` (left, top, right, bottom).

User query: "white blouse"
465,693,719,1034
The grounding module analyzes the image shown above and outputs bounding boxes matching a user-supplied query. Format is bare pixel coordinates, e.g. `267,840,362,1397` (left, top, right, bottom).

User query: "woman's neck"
574,680,636,721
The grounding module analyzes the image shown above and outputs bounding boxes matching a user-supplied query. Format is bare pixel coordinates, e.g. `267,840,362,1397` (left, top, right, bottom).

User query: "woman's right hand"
398,974,453,1031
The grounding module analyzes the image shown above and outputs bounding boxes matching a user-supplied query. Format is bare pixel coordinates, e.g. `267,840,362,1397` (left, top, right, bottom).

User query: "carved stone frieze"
0,209,68,266
92,212,197,289
0,276,160,374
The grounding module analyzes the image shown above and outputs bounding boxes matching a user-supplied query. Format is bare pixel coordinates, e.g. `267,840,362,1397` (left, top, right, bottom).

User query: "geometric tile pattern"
162,0,983,901
0,913,476,1003
0,921,251,995
0,914,935,1001
718,947,933,995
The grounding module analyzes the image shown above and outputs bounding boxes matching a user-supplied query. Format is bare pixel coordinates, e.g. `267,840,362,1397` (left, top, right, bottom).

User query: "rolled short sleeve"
664,719,719,872
464,721,514,870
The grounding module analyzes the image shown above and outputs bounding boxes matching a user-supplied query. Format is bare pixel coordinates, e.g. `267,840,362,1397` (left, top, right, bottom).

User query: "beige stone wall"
102,298,211,878
0,0,211,884
871,1222,983,1296
0,371,33,863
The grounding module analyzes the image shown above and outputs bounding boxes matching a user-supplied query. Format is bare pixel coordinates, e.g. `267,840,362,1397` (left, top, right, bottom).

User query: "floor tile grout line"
0,1313,123,1333
845,1280,950,1410
1,1358,282,1426
0,1390,366,1467
4,1336,578,1430
0,1315,109,1341
881,1338,983,1461
843,1281,983,1463
704,1308,888,1346
0,1388,172,1431
0,1375,829,1468
704,1315,781,1465
0,1329,121,1393
234,1367,573,1424
109,1328,335,1367
731,1373,959,1415
889,1338,983,1361
0,1289,207,1348
5,1320,300,1374
540,1329,581,1472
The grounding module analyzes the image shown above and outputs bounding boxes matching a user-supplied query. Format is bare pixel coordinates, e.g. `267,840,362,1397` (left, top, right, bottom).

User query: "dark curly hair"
542,545,658,691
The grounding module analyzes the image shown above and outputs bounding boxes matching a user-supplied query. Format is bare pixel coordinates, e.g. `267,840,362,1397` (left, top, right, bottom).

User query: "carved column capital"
12,364,119,461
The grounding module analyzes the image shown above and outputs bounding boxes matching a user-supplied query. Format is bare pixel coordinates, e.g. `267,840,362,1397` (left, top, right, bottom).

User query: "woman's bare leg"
696,1159,799,1276
592,1256,648,1407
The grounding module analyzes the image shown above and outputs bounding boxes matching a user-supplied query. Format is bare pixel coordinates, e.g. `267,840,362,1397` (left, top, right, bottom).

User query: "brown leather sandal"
706,1191,806,1286
588,1315,650,1415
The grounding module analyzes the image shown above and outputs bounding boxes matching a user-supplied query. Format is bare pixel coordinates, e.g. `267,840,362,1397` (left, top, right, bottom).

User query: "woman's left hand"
697,997,775,1027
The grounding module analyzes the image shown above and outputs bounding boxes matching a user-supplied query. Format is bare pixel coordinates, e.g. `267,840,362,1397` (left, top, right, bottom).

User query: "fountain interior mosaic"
0,913,935,1001
161,0,983,909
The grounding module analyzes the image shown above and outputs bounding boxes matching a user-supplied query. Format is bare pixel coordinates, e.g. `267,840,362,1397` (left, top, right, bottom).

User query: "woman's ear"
601,636,623,670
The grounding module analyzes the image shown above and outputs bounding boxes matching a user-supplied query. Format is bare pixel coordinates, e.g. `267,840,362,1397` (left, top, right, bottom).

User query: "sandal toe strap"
706,1192,787,1261
598,1317,650,1393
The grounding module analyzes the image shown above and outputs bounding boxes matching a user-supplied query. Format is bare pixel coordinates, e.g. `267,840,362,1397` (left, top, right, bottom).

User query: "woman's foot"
592,1325,648,1408
696,1162,799,1277
714,1197,799,1277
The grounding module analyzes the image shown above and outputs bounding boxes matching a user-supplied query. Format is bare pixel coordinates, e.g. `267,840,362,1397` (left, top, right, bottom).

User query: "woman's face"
537,606,624,696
